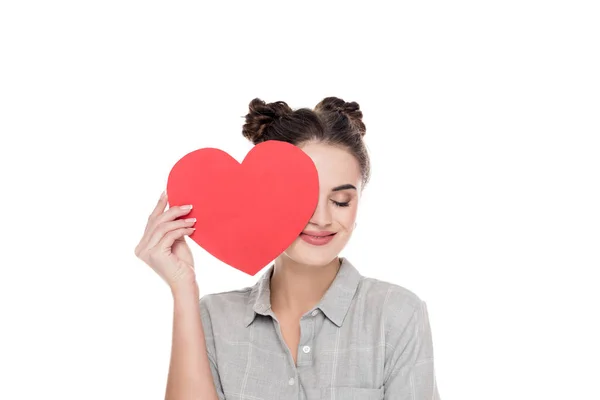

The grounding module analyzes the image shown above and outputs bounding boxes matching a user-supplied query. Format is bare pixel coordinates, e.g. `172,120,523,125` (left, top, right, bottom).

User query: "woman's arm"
165,281,221,400
134,192,222,398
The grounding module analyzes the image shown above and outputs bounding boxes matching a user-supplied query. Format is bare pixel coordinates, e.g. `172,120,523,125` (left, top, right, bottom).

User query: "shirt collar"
244,257,362,328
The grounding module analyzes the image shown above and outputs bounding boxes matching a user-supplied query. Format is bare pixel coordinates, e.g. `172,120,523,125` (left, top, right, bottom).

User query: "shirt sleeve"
384,299,441,399
199,296,226,400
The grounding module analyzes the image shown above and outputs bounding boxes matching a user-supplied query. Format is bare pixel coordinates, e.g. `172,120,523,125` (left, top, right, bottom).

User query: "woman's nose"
308,198,332,227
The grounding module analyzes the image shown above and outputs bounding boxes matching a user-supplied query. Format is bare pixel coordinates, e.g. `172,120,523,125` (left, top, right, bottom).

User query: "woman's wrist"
170,277,200,302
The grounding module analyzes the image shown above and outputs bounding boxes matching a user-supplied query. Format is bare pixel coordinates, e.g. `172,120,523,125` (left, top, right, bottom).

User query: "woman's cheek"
336,205,358,230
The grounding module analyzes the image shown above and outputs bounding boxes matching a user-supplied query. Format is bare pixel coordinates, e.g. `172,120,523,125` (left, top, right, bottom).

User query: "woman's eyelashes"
331,199,350,207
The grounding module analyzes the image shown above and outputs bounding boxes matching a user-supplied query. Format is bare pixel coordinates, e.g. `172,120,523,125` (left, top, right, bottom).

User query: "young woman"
135,97,441,400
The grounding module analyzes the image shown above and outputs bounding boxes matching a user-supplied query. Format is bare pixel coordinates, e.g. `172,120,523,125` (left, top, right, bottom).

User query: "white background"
1,1,599,399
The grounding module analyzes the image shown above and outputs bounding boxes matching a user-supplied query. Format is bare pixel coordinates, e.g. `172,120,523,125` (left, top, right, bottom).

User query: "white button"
288,377,295,385
302,345,311,353
311,310,318,316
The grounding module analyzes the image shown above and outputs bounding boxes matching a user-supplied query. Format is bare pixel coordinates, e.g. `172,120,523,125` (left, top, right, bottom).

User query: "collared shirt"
200,258,441,400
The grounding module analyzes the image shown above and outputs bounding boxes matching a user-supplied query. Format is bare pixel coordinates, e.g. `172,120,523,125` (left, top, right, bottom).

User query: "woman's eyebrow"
332,184,357,192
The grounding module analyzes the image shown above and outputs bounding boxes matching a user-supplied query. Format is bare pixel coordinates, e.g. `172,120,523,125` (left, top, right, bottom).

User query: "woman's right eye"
331,200,350,207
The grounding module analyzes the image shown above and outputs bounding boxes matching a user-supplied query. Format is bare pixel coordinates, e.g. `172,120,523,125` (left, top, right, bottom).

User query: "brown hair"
242,96,370,186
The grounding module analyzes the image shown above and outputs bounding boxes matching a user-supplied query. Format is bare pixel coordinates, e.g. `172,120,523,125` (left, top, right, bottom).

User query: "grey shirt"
200,258,441,400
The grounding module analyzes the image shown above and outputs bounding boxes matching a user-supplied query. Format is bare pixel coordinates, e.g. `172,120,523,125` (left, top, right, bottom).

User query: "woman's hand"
134,191,197,291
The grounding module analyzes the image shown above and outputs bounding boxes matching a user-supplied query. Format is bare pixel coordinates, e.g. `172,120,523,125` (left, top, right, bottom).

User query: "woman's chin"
282,246,337,268
280,233,349,267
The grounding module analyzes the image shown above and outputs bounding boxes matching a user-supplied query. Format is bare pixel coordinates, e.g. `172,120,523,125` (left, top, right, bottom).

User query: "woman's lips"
299,231,336,246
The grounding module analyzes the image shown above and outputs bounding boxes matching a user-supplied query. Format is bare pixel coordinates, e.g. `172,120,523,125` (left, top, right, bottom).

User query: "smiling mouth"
302,233,335,238
299,231,337,246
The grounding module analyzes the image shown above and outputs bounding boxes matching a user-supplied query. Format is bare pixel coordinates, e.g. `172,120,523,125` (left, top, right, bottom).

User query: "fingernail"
181,204,193,210
160,190,166,198
185,218,196,222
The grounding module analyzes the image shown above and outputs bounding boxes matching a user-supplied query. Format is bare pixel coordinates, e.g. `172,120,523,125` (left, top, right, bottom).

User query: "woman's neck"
270,255,341,318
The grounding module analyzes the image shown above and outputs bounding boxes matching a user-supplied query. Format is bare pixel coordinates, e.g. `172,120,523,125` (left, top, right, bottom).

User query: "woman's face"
282,141,363,267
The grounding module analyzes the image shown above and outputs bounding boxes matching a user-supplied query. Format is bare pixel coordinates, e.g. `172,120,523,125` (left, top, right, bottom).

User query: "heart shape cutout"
166,140,319,275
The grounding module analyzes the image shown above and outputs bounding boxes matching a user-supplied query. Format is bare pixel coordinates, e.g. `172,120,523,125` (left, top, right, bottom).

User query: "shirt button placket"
297,317,314,369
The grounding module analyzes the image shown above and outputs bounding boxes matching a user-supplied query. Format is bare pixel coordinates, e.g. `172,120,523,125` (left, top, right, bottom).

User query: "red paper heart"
166,140,319,276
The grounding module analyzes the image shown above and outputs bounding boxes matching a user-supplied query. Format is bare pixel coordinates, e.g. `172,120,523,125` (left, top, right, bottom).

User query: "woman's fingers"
149,204,193,231
146,217,197,250
144,203,193,238
135,190,196,261
159,227,196,252
135,192,197,288
161,204,193,222
149,191,169,222
147,191,193,226
142,191,169,236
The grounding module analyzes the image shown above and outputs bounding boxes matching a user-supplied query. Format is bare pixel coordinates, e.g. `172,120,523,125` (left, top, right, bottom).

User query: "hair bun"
242,98,293,144
315,96,366,137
